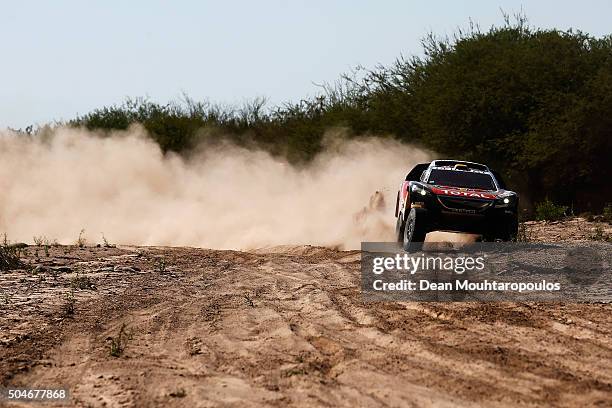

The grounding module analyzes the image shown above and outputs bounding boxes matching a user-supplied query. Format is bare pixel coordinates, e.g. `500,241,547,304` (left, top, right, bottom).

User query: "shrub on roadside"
603,203,612,223
0,235,25,271
535,199,568,221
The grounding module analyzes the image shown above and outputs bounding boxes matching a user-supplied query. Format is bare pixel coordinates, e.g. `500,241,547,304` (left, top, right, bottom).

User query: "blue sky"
0,0,610,128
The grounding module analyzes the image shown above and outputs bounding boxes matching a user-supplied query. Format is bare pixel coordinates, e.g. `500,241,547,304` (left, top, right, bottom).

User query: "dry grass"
109,323,130,357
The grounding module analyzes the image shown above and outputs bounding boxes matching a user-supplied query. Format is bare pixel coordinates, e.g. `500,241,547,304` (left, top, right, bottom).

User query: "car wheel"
486,216,518,242
403,208,427,251
395,214,405,243
508,216,519,241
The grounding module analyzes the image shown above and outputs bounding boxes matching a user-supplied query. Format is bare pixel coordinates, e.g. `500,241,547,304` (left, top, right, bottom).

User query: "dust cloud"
0,126,431,249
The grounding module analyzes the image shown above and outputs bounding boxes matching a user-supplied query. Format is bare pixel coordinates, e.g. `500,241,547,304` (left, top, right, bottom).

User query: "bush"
0,235,24,271
603,203,612,223
0,246,24,271
62,290,76,316
70,274,96,290
535,199,568,221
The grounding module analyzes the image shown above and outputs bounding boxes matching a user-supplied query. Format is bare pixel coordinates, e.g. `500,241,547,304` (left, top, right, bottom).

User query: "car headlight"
495,193,516,207
411,185,429,197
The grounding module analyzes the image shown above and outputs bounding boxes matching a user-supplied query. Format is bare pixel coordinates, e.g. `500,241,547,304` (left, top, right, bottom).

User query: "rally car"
395,160,518,248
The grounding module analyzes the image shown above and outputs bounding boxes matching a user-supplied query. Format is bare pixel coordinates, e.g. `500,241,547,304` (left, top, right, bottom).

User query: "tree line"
71,16,612,213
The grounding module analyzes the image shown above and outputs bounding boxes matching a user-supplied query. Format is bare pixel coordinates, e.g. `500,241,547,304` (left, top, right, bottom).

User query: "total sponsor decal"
431,187,497,199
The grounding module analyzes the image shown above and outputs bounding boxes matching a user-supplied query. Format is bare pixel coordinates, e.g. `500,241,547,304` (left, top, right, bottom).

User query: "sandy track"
1,223,612,407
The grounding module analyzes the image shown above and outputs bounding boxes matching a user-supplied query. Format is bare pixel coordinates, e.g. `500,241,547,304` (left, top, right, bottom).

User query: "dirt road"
1,219,611,407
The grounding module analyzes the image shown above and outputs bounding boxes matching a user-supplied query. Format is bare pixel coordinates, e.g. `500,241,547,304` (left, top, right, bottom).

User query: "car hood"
430,186,498,200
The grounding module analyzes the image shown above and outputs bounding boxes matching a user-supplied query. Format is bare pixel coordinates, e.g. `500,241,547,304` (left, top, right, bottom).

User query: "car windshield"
427,169,496,190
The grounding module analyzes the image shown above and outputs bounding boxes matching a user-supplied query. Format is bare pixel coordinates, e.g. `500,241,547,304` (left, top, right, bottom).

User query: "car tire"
403,208,427,251
485,216,518,241
508,217,519,241
395,214,405,243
